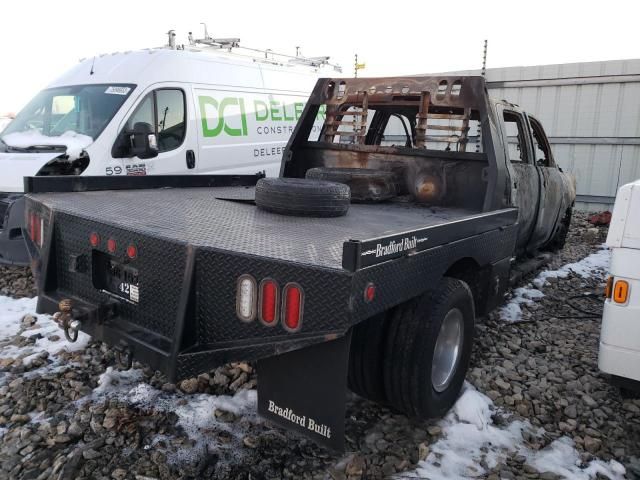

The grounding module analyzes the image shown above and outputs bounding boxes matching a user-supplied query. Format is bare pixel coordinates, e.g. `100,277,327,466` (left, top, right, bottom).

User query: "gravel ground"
468,214,640,479
0,212,638,479
0,266,35,299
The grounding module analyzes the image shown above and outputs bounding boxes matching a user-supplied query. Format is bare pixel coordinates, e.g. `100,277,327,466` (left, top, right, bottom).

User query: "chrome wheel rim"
431,308,464,393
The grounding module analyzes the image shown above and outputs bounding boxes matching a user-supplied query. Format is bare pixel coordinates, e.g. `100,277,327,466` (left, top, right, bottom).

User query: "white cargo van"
0,35,339,264
599,179,640,395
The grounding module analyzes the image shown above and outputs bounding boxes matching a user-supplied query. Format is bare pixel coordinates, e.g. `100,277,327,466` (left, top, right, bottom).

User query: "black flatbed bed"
32,186,491,271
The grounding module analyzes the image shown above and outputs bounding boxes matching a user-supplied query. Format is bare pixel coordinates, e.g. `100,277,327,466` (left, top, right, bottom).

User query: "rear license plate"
92,251,139,304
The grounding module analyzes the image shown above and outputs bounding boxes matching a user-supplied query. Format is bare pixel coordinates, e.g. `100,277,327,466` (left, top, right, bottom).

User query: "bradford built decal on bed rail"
361,234,430,258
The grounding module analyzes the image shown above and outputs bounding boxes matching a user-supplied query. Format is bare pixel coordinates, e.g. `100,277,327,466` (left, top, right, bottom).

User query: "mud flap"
257,332,352,452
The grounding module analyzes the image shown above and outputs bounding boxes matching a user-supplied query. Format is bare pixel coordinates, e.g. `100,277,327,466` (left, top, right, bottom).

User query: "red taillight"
89,232,100,247
365,283,376,302
282,283,303,331
107,238,117,254
28,212,43,247
126,244,137,259
259,279,279,326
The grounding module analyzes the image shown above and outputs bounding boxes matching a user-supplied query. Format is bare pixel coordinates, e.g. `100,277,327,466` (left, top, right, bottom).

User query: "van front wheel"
383,278,475,418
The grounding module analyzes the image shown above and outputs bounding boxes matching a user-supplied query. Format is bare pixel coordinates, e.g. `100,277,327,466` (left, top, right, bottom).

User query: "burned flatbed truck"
25,76,575,450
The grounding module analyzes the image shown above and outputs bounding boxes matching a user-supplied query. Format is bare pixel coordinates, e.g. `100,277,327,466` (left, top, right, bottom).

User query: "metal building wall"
441,60,640,211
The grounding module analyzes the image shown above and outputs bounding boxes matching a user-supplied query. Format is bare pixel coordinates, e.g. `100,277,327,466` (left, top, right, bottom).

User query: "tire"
348,312,389,403
383,278,475,418
547,208,572,251
305,168,397,203
255,178,350,217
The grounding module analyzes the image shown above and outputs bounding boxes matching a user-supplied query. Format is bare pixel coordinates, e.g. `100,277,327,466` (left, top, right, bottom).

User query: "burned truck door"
501,109,541,252
527,115,566,246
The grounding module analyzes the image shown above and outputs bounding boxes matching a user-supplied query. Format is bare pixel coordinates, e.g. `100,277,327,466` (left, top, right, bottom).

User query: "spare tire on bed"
255,178,351,217
305,167,397,202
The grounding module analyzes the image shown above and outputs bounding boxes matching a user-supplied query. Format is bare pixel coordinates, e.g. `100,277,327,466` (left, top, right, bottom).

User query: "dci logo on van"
198,95,325,138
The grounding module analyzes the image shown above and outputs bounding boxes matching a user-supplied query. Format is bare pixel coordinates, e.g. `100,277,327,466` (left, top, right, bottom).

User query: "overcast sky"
1,0,638,113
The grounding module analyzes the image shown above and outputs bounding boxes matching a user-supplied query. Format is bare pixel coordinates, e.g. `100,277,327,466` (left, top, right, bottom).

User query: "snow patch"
89,366,258,467
408,387,532,478
451,387,493,429
499,247,610,322
498,287,545,323
533,247,610,288
2,130,93,160
529,437,627,480
94,366,145,395
0,296,39,341
173,388,257,438
404,384,625,480
0,295,91,365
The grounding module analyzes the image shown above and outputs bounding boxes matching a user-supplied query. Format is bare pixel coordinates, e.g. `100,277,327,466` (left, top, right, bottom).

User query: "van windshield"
1,84,135,145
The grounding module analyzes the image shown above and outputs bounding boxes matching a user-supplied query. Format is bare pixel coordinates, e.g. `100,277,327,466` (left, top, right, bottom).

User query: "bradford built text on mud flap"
268,400,331,439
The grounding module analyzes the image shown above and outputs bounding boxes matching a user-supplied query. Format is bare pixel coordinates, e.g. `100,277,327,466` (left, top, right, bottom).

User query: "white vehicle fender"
0,152,63,192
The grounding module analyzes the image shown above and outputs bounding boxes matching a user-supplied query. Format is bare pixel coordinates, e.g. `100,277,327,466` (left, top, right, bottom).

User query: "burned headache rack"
322,86,472,149
341,208,519,272
313,75,482,145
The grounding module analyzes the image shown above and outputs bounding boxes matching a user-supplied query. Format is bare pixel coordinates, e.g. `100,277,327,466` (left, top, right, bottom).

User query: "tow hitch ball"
53,299,81,343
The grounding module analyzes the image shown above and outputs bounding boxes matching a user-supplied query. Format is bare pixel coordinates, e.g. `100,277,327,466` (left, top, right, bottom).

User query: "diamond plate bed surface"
32,187,477,270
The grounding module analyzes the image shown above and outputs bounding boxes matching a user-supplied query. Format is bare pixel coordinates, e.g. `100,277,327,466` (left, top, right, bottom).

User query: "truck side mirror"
129,122,158,159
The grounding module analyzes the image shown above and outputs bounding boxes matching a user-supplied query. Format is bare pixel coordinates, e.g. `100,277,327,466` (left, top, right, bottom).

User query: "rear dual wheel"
348,312,388,403
348,278,475,418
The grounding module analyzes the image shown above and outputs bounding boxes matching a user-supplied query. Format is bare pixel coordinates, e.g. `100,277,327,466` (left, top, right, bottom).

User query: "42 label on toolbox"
117,281,139,303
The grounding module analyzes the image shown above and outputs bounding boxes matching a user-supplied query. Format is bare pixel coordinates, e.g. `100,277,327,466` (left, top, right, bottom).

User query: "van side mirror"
129,122,158,159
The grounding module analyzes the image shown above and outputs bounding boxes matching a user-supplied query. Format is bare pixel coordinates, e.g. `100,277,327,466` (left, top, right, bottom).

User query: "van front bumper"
0,194,29,266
